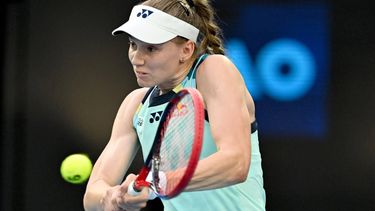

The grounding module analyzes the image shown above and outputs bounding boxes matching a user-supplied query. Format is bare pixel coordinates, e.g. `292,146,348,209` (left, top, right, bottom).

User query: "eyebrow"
128,36,149,44
128,36,166,48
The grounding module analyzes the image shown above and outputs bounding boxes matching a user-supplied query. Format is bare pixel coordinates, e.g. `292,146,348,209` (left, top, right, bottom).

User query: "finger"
127,186,150,202
120,174,138,193
119,202,147,210
124,173,137,183
139,186,150,198
117,193,148,210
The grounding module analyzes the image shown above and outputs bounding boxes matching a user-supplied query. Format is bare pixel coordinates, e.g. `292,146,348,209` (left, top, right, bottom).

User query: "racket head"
156,88,204,199
133,88,204,199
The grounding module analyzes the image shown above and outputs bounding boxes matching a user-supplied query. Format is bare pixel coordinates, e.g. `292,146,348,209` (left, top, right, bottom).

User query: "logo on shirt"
137,9,153,18
149,111,163,123
137,117,144,127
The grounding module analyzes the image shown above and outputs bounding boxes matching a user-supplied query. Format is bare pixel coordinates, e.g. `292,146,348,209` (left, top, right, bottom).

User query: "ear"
180,40,195,62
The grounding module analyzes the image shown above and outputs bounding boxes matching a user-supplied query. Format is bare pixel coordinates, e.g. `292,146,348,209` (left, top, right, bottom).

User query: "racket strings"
157,95,196,194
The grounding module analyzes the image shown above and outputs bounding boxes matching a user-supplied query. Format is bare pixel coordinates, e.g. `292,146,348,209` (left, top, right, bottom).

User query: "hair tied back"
186,0,195,8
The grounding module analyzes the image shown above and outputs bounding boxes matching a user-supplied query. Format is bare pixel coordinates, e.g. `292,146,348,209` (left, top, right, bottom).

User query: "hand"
127,170,167,200
100,174,149,211
100,185,123,211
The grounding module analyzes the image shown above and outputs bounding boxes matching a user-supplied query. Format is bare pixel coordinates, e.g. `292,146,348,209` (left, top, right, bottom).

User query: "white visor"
112,5,200,44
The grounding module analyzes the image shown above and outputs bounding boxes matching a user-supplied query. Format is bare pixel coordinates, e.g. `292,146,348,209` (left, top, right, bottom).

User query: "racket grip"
127,180,157,200
127,181,139,196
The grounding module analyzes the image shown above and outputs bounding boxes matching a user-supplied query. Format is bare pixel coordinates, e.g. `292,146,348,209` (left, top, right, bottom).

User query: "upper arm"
196,55,251,153
87,88,148,186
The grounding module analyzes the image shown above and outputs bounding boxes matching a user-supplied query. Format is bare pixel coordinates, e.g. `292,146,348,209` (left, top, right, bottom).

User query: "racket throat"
152,155,162,192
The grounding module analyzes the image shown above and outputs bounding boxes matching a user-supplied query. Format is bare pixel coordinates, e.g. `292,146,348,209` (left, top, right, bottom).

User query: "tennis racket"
128,88,204,199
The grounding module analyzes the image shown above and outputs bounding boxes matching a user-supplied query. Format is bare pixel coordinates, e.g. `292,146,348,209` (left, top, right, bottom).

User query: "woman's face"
128,36,186,91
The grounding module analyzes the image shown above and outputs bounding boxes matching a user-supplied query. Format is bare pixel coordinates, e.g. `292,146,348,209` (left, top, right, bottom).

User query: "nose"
129,49,145,66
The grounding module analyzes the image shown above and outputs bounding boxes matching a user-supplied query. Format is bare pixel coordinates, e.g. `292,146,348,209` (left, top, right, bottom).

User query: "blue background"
224,4,329,138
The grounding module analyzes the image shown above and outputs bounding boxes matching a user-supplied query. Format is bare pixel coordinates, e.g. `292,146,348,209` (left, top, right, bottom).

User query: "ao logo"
226,38,316,101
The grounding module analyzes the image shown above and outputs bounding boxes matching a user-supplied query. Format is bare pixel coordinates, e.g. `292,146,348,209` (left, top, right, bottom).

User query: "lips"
135,70,149,79
135,71,147,75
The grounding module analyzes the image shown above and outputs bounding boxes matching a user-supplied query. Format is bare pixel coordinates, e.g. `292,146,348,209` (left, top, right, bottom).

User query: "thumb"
120,173,138,194
140,186,150,198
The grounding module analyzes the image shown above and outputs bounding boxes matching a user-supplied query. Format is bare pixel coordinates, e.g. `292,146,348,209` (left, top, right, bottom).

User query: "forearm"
83,180,111,211
185,148,250,191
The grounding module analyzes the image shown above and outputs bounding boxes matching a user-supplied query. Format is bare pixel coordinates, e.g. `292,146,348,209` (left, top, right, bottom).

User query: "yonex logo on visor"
112,5,200,44
137,9,153,18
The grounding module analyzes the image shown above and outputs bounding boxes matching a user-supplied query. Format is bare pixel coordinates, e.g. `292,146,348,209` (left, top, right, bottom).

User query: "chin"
137,80,155,88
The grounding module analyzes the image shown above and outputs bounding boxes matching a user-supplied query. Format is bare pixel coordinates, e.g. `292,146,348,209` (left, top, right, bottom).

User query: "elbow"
83,192,92,211
227,154,251,184
234,160,250,183
235,146,251,183
83,190,99,211
83,192,89,211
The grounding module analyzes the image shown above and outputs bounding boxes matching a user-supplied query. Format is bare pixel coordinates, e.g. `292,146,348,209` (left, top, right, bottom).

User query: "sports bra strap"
190,54,208,79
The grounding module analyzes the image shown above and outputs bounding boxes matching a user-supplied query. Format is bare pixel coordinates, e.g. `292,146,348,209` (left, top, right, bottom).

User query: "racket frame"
132,88,204,199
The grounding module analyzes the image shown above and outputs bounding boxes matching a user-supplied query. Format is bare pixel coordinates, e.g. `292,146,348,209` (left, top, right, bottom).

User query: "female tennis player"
84,0,266,210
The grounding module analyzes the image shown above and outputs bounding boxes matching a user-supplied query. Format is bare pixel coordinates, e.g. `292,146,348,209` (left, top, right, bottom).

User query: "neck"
158,60,194,95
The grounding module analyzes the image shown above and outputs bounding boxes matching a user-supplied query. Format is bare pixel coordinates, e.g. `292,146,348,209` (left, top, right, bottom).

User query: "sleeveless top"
133,54,266,211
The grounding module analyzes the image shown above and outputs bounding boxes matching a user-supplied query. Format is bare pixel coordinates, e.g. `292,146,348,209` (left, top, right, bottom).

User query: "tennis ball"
60,153,93,184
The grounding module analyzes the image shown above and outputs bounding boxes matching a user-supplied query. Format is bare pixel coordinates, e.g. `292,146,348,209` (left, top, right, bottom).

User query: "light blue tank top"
133,54,266,211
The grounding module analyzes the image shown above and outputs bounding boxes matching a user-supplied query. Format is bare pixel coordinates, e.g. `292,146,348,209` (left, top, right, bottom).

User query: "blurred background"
1,0,374,210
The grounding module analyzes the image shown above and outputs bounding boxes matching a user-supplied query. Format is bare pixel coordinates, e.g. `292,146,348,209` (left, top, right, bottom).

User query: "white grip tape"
127,180,139,196
127,180,157,200
127,171,167,200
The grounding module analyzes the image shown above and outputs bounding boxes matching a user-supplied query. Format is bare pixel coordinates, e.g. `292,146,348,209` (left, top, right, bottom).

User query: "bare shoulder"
126,87,150,103
197,54,243,85
111,87,150,135
201,54,234,71
196,54,255,119
118,87,150,114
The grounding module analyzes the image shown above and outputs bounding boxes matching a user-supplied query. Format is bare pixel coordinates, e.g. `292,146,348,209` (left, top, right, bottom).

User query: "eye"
147,45,157,52
128,40,137,50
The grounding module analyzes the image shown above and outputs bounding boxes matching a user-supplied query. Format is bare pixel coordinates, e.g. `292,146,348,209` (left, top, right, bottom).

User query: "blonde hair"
141,0,225,56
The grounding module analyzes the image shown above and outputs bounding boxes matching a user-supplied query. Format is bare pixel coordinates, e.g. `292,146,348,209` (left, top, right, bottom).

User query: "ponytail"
192,0,225,55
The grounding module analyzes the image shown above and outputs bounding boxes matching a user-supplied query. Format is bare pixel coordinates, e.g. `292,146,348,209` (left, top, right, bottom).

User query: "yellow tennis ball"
60,153,93,184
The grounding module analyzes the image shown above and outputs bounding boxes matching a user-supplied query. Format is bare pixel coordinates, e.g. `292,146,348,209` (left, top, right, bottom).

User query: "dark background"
1,0,374,210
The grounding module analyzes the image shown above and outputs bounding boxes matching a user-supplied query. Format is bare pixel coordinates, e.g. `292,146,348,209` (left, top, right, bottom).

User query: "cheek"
128,49,134,61
164,50,181,66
